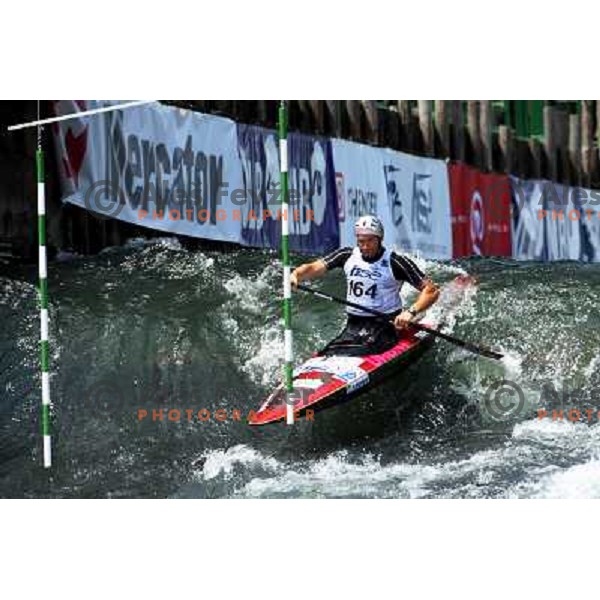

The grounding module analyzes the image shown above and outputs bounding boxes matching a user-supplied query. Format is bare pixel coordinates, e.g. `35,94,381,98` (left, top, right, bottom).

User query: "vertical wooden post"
307,101,324,134
295,101,309,131
362,100,379,145
345,100,362,141
543,105,557,181
498,125,513,174
256,101,267,126
434,100,450,158
594,100,600,184
376,104,390,147
324,101,342,138
527,138,542,179
480,101,493,171
452,101,465,162
467,101,480,167
294,100,312,131
568,112,581,185
581,100,594,188
554,109,569,183
387,105,401,149
398,100,413,152
417,100,434,155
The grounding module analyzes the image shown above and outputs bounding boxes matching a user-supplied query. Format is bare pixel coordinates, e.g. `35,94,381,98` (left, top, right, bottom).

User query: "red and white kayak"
249,274,477,426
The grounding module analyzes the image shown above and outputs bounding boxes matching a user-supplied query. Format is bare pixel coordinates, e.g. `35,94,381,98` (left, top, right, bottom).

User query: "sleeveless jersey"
343,247,403,316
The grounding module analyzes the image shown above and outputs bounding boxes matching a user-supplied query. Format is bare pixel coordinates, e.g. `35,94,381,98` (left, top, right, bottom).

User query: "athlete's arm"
290,260,327,289
410,279,440,312
291,247,352,290
394,279,440,330
390,253,440,329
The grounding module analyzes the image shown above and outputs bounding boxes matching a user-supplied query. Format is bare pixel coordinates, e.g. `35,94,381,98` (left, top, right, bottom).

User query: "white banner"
511,177,547,261
541,182,581,261
331,141,453,259
331,139,388,247
379,149,452,260
511,178,586,261
577,186,600,262
52,101,245,244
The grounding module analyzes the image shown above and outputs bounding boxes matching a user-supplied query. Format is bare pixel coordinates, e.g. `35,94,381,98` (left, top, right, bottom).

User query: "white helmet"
354,215,384,238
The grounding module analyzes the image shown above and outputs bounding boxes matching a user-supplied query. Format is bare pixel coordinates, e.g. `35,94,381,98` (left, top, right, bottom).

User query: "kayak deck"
249,274,476,426
249,328,433,425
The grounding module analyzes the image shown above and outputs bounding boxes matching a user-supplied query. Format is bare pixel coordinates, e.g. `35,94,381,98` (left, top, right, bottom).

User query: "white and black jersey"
320,246,427,316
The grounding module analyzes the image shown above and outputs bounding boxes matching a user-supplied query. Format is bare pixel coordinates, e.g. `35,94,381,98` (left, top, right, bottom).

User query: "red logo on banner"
470,190,485,255
449,163,512,258
52,100,89,187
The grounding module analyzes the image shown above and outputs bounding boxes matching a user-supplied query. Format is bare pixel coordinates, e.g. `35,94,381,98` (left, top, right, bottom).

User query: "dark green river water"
2,238,600,498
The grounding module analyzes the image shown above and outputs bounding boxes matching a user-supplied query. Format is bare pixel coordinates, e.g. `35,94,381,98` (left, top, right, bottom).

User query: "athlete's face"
356,234,381,259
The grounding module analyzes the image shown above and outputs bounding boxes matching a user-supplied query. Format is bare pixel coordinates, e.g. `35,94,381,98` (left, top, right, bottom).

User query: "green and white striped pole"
37,106,52,468
279,101,294,425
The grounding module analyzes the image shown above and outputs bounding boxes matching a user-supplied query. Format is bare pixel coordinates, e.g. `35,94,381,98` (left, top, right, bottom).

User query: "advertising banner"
511,177,547,261
53,100,245,244
331,139,388,248
237,124,339,255
379,148,452,260
449,163,512,258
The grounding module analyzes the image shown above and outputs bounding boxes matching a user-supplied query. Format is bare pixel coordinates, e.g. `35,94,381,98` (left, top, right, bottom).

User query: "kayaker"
290,215,440,356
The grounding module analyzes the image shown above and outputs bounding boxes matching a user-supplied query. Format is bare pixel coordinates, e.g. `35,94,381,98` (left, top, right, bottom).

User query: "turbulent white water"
2,239,600,498
191,417,600,499
184,254,600,499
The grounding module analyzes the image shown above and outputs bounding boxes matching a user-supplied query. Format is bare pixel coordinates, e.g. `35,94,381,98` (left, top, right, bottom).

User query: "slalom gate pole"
278,101,294,425
36,101,52,467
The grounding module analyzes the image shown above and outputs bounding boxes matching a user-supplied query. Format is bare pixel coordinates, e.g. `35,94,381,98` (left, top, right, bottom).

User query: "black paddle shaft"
296,283,503,361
